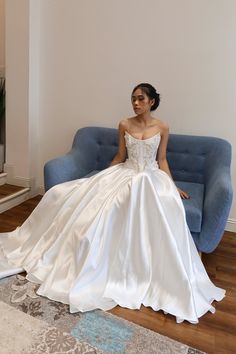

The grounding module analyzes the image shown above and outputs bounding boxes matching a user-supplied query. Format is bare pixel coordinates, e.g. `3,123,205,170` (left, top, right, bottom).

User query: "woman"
111,83,189,198
0,83,225,323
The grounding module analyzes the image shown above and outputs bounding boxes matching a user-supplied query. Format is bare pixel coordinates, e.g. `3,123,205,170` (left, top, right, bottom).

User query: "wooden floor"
0,184,26,199
0,196,235,354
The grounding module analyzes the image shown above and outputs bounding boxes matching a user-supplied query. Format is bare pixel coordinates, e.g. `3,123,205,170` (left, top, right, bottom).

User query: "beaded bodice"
124,131,161,172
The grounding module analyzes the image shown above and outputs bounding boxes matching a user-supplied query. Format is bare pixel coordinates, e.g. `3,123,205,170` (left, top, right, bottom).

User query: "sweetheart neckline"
125,130,161,141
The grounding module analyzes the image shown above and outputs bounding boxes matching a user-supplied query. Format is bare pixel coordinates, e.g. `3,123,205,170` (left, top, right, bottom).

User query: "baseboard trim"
3,163,34,188
6,176,32,188
225,218,236,233
36,185,45,196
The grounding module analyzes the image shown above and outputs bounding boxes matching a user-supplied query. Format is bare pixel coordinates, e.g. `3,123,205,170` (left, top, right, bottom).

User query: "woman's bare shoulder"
118,117,134,131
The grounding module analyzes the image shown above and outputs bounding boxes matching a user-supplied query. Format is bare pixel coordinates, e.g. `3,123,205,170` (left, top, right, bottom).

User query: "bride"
0,83,225,323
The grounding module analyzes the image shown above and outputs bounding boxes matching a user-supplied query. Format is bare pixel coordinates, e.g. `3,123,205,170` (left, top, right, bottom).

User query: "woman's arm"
110,121,127,166
157,124,189,199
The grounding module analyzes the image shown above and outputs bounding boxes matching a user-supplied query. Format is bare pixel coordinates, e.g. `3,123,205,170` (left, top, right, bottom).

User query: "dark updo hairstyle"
132,83,160,111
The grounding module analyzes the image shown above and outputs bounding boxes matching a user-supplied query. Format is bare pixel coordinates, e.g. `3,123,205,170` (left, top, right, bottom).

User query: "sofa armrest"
198,167,233,252
44,151,88,191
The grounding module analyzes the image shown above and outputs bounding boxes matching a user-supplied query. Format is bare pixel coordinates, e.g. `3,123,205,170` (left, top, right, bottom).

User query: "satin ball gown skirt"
0,132,225,323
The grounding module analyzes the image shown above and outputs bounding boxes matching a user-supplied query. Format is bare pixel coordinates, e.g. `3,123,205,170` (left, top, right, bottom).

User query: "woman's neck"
135,113,152,127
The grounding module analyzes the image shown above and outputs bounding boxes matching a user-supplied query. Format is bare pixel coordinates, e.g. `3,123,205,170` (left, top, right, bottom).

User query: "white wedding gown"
0,131,225,323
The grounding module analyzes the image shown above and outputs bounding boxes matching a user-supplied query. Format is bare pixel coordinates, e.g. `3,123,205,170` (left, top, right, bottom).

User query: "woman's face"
131,88,154,115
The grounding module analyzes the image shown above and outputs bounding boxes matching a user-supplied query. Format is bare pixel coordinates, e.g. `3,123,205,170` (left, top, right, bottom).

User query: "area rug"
0,275,205,354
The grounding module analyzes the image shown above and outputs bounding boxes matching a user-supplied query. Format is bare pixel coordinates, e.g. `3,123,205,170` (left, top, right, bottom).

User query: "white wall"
5,0,236,228
4,0,40,189
0,0,5,75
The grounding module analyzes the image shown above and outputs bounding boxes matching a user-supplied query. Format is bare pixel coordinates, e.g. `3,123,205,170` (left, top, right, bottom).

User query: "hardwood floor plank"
0,196,235,353
0,184,26,198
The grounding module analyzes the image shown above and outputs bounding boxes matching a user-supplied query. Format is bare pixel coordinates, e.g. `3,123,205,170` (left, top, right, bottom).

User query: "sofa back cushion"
73,127,119,173
73,127,231,185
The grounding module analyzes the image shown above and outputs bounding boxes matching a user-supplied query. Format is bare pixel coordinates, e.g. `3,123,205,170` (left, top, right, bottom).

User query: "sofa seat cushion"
85,170,100,178
175,181,204,233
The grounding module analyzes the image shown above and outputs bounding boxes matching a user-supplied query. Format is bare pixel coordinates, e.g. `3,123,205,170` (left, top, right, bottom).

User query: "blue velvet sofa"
44,126,233,253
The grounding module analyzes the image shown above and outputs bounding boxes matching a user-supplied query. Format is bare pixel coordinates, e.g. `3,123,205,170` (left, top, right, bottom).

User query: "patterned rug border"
0,274,205,354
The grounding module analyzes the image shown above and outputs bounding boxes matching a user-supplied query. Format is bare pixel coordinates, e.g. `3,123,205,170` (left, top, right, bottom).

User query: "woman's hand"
177,188,190,199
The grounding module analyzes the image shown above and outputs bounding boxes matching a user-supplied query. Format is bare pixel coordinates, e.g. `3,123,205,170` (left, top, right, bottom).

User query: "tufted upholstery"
44,126,233,253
